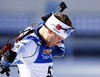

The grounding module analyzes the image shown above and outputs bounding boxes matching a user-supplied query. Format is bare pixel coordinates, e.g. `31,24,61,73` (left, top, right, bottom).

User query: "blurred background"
0,0,100,77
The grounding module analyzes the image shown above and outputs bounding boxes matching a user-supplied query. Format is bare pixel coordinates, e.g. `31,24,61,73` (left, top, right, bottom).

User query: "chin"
46,44,52,47
49,45,54,47
46,43,54,47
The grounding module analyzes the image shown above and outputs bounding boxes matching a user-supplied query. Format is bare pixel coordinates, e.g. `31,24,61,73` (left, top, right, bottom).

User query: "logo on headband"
51,24,63,33
56,24,62,30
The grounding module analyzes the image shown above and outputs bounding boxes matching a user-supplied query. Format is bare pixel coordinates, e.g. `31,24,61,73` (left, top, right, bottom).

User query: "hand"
0,65,10,76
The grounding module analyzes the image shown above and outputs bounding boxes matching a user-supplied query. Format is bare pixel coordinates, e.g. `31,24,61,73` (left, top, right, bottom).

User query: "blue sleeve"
52,40,65,57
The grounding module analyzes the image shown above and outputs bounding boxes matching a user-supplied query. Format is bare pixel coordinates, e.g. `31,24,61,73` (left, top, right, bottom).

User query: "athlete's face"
46,31,64,47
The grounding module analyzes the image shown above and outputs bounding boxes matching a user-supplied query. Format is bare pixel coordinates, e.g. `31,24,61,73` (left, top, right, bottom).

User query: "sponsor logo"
53,28,60,33
42,54,52,59
15,44,20,48
56,24,62,30
52,24,62,33
37,41,42,45
43,49,52,54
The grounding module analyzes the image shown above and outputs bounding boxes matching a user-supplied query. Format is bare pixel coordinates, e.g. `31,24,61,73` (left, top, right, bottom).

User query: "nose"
56,40,61,45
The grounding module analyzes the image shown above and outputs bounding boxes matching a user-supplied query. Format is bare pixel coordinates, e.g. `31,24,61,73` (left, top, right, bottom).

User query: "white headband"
45,14,71,38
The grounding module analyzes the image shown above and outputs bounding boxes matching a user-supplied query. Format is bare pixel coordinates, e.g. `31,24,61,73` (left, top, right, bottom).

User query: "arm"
52,40,65,58
1,38,28,66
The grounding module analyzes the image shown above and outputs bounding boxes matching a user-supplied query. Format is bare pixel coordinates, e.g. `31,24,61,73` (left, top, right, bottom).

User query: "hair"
54,13,72,27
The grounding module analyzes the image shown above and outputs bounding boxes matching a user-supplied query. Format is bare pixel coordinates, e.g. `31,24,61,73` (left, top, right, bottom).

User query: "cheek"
48,34,55,42
51,35,58,42
48,33,58,43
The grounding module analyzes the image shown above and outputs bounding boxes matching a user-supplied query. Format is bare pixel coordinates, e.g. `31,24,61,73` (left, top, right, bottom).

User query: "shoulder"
19,33,42,47
12,33,39,59
22,33,39,41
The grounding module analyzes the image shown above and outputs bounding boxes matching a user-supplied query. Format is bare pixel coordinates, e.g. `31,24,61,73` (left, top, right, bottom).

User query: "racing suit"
2,26,65,77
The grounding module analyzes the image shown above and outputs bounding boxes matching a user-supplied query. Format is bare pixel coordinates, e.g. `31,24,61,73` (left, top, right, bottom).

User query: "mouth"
52,44,56,46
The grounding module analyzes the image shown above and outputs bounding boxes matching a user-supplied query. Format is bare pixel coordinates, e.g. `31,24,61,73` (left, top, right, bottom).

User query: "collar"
34,27,47,46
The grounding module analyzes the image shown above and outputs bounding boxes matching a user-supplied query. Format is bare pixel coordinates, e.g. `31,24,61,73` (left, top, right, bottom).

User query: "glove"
0,65,10,76
1,49,17,66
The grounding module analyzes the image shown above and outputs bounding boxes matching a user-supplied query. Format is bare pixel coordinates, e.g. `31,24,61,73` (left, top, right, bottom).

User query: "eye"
58,38,61,41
